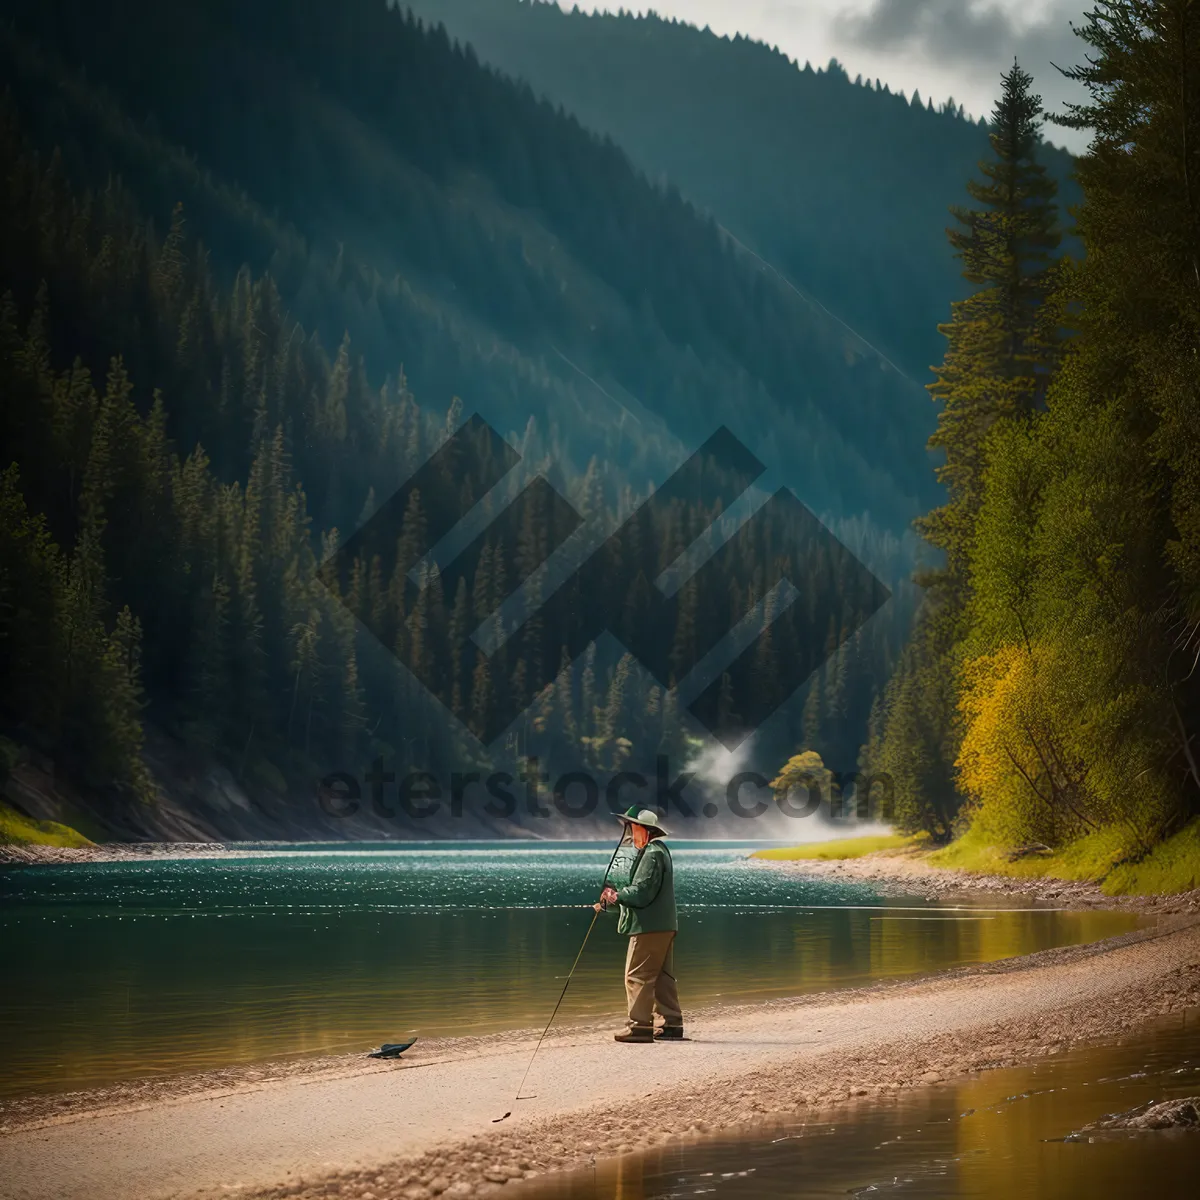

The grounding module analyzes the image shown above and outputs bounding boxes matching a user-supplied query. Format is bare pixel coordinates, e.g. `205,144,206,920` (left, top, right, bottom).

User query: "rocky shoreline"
751,847,1200,916
0,841,236,864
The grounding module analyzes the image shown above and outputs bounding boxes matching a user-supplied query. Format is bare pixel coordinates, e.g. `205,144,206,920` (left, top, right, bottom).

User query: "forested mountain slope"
2,0,935,528
0,0,919,837
402,0,1080,385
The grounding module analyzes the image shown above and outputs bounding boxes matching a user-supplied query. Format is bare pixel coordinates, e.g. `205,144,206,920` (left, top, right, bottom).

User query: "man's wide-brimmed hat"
617,806,668,837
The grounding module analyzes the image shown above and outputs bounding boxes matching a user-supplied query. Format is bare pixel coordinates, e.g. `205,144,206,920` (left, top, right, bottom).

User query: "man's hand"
600,885,619,906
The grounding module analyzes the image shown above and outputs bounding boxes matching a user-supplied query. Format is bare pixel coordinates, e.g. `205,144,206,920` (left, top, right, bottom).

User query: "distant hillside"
2,0,936,529
402,0,1081,386
0,0,921,839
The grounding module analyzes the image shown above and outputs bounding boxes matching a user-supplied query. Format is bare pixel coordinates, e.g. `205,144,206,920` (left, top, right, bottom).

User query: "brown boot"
654,1025,684,1040
613,1028,654,1043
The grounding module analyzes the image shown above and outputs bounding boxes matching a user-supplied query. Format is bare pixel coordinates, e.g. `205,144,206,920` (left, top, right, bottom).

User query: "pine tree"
469,653,493,742
670,580,698,682
101,605,152,798
443,394,463,440
751,593,780,722
658,678,687,765
577,455,605,523
320,333,351,445
287,613,320,745
447,576,471,720
600,651,633,757
920,59,1063,592
557,646,578,748
0,467,65,738
580,641,597,751
715,671,738,737
154,202,187,311
396,489,427,578
801,677,823,754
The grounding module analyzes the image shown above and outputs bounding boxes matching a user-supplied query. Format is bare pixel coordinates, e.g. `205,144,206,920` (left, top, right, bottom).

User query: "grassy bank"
753,834,917,861
929,822,1200,895
0,799,93,848
753,821,1200,896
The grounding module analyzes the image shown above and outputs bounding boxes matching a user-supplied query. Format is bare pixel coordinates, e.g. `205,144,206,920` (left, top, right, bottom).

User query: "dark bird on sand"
368,1040,416,1059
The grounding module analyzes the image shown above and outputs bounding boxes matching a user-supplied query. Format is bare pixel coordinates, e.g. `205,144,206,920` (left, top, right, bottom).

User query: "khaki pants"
624,931,682,1032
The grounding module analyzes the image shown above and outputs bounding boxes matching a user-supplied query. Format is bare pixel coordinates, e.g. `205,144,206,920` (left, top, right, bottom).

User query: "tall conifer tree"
920,59,1063,595
872,61,1063,838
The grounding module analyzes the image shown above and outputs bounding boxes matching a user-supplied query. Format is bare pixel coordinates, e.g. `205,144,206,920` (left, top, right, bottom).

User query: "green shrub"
0,798,93,847
1103,820,1200,896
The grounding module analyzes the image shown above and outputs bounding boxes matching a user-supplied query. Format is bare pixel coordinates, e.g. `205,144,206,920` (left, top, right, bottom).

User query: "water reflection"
525,1009,1200,1199
0,843,1140,1097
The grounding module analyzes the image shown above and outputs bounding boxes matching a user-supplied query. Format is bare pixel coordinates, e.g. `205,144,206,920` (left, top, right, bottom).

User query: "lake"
0,841,1139,1098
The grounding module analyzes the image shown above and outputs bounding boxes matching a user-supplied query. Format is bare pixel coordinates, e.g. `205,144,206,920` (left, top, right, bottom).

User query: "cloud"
579,2,1091,149
834,0,1082,71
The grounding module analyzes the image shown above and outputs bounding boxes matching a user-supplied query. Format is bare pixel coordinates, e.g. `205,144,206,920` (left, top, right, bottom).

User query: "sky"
568,0,1091,152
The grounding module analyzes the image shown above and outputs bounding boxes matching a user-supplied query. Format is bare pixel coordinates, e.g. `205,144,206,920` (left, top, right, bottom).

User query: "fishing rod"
493,824,629,1123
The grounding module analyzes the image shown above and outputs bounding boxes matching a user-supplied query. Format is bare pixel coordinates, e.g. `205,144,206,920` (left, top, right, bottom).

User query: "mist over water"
679,739,893,840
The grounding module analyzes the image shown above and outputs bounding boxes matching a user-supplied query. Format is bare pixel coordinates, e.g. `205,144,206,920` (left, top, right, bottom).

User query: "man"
595,806,683,1043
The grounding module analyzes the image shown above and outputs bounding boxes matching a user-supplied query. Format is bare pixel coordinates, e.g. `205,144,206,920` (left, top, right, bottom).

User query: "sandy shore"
2,914,1198,1200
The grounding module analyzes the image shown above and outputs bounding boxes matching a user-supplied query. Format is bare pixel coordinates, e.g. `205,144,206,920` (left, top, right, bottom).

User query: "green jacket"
610,839,677,935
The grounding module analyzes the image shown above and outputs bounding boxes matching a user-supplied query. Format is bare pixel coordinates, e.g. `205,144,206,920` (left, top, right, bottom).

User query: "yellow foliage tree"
770,750,834,818
956,643,1094,847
